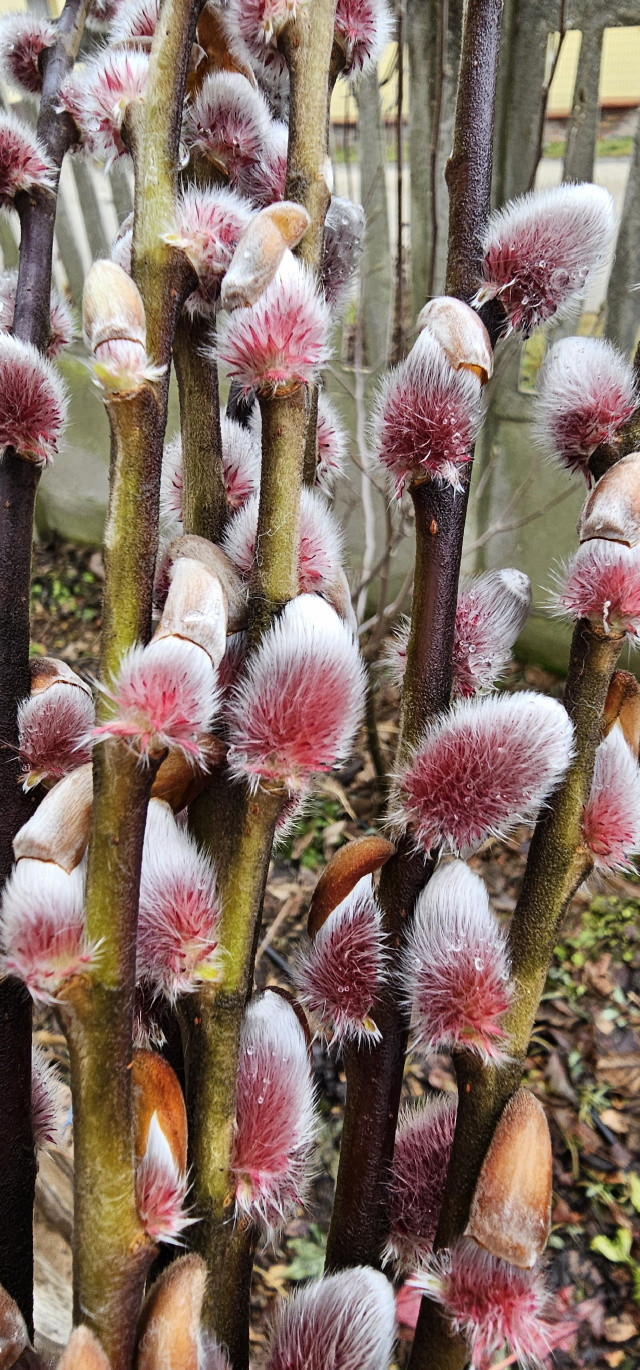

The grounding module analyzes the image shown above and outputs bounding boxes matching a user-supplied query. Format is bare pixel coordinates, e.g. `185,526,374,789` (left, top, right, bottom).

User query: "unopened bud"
131,1049,188,1171
82,260,162,394
467,1088,552,1268
154,558,228,669
308,835,395,937
58,1327,111,1370
163,534,247,632
151,735,225,811
19,658,94,789
221,202,311,311
13,764,93,873
135,1255,206,1370
603,669,640,757
29,656,92,700
417,297,493,385
578,452,640,548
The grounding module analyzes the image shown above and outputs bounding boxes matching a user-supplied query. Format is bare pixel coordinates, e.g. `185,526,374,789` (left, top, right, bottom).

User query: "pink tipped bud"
232,989,316,1237
94,637,219,763
0,856,90,1001
417,296,493,385
167,186,252,315
185,71,271,178
222,487,343,594
316,391,347,490
296,876,386,1044
18,660,94,789
86,0,121,30
551,538,640,637
413,1238,557,1370
217,251,331,395
467,1089,552,1270
0,334,67,465
83,259,161,394
0,269,74,357
236,117,288,208
579,451,640,547
32,1043,66,1151
265,1267,396,1370
61,49,149,163
138,799,222,1000
229,0,299,48
322,196,365,314
394,693,573,854
0,15,55,97
453,568,531,697
372,328,483,496
225,0,297,85
582,727,640,871
477,183,616,336
534,337,637,480
226,594,366,792
387,1095,457,1270
110,0,159,47
161,419,260,530
405,861,512,1062
221,201,311,312
221,413,261,507
0,111,53,203
136,1112,192,1244
334,0,394,76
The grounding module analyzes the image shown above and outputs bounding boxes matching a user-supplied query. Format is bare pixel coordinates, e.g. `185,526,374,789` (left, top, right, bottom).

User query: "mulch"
30,539,640,1367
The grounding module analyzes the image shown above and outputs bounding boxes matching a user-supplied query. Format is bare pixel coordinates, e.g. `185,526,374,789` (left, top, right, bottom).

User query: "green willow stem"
180,11,337,1357
184,386,309,1360
67,4,201,1361
283,0,337,482
249,388,306,636
409,621,623,1370
174,312,228,543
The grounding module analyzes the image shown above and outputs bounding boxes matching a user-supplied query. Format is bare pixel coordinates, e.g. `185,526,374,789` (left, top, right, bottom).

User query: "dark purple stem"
0,0,90,1331
325,1,503,1285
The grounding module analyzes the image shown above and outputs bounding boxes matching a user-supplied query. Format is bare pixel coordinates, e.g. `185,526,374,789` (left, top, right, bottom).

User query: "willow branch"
174,313,228,543
282,0,337,481
183,22,338,1356
408,621,623,1370
65,7,201,1364
0,0,91,1332
326,0,503,1278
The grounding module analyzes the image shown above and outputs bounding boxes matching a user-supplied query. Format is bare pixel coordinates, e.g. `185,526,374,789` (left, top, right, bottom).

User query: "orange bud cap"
307,835,395,938
579,451,640,548
416,296,493,385
467,1088,552,1269
58,1327,111,1370
603,669,640,758
134,1255,206,1370
131,1050,188,1173
221,202,311,311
